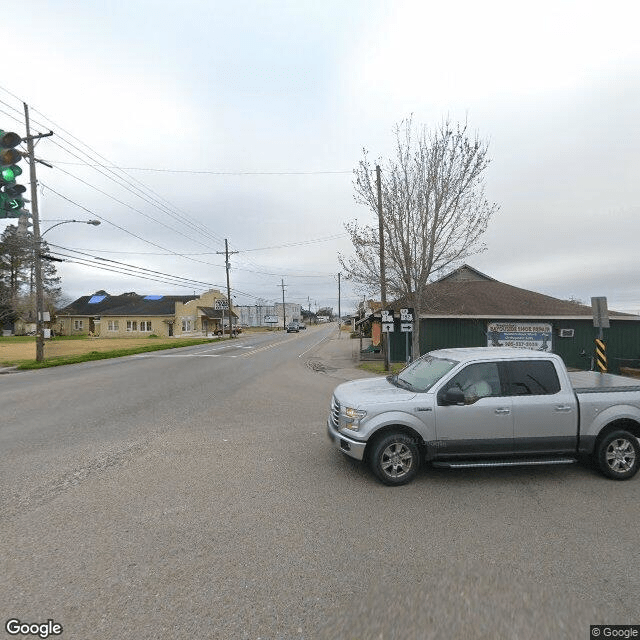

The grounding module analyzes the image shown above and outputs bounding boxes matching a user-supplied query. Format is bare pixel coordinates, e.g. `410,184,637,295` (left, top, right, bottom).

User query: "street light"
42,219,101,237
34,218,101,361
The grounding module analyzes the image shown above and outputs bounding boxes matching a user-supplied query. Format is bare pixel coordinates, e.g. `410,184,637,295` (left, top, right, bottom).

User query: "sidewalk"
306,328,377,381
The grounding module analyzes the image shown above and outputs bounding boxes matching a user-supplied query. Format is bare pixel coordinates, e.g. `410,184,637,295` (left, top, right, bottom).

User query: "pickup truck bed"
569,371,640,394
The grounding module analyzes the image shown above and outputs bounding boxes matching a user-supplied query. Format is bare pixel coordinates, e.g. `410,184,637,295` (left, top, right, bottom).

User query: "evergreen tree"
0,223,63,327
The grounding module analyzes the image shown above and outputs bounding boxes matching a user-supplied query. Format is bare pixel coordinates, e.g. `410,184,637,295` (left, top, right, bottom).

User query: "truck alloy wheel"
597,430,640,480
370,433,420,486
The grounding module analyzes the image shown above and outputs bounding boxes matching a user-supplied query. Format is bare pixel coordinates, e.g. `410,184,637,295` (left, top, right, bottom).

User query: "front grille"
330,395,340,428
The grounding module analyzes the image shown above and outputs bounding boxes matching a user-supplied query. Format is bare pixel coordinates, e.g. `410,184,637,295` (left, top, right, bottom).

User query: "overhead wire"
39,161,352,175
1,86,351,307
1,89,227,254
26,102,227,247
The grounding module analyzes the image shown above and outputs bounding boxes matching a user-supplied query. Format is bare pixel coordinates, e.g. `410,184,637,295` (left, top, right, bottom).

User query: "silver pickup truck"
327,347,640,485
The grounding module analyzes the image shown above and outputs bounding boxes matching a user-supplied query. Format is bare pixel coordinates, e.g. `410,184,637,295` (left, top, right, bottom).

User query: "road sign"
591,297,609,329
400,322,413,333
214,299,229,310
400,308,414,321
382,322,394,333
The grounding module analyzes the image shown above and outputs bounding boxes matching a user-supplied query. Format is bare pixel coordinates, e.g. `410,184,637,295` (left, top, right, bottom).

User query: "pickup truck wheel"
370,433,420,486
597,430,640,480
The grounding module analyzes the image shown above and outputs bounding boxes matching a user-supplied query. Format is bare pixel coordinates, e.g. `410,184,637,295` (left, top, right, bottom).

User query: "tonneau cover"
569,370,640,394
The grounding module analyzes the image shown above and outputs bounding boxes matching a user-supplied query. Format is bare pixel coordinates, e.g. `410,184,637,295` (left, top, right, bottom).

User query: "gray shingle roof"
57,292,197,317
392,265,636,318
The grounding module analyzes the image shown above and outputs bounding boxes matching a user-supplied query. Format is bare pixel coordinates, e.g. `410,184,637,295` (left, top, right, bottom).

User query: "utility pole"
24,103,53,363
376,165,389,371
281,279,287,330
216,239,239,337
338,272,341,335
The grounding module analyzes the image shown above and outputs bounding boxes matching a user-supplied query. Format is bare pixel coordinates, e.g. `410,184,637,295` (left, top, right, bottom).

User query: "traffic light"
17,212,32,236
0,129,26,218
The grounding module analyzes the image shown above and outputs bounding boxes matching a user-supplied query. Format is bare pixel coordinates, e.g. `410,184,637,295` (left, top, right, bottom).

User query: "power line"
236,234,348,252
1,87,228,250
39,183,229,273
48,244,277,303
40,161,353,175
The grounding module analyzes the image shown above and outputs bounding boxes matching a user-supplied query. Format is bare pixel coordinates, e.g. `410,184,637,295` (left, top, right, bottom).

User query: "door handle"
555,405,573,412
494,408,510,415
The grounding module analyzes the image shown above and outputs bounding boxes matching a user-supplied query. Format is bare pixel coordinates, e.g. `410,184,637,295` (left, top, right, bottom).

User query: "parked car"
214,326,242,336
298,322,306,330
327,347,640,485
286,323,299,333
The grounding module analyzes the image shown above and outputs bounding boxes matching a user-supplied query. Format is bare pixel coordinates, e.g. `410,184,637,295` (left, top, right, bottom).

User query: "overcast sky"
2,0,640,314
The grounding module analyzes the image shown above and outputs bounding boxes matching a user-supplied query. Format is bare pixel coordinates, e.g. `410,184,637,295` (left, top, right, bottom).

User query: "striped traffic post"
595,338,607,373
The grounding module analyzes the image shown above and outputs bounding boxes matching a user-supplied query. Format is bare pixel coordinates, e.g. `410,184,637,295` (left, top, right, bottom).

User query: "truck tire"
370,432,420,486
597,430,640,480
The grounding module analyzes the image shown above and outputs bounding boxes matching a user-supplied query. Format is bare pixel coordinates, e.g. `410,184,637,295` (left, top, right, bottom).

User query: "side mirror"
442,387,466,406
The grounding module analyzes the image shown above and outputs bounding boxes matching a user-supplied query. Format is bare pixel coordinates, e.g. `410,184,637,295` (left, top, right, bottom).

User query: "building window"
74,319,84,330
108,320,119,331
181,319,192,332
140,321,152,332
127,320,138,332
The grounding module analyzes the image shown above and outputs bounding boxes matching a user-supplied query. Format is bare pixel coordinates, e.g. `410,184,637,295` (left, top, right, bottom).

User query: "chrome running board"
432,458,577,469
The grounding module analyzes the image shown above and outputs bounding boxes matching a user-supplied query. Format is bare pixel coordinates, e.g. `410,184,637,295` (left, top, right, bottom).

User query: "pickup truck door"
506,360,578,454
434,362,513,455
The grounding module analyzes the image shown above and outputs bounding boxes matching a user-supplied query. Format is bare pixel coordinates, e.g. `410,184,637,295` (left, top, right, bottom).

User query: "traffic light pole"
24,103,46,363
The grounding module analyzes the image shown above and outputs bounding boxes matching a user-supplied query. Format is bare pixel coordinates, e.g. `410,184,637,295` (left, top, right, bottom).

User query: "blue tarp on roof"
88,295,107,304
143,295,163,300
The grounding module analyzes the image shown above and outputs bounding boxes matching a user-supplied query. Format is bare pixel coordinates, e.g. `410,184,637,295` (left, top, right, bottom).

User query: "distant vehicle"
286,323,299,333
214,325,242,336
298,322,306,330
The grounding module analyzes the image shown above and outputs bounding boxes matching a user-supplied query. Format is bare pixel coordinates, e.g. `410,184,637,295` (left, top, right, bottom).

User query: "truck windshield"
392,356,459,392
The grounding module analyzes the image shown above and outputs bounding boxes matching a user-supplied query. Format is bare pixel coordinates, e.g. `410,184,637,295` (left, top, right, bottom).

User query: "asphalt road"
1,326,639,639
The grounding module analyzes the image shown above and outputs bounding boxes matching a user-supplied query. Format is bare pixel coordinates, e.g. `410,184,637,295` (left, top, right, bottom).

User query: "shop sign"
487,321,553,351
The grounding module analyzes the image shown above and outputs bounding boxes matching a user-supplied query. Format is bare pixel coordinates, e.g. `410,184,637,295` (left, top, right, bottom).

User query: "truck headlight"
343,406,367,430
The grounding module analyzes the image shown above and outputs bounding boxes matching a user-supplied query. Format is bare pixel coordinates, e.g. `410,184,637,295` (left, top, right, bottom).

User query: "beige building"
56,289,236,338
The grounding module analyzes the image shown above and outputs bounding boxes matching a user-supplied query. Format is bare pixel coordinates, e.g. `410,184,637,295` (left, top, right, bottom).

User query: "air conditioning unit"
558,328,574,338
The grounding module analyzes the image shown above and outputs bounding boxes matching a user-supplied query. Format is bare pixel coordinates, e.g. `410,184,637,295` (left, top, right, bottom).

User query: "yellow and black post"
595,338,607,373
591,297,609,374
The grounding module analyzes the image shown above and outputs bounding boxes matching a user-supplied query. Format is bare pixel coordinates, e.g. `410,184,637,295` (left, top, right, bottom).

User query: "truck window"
442,362,502,404
505,360,561,396
395,356,459,392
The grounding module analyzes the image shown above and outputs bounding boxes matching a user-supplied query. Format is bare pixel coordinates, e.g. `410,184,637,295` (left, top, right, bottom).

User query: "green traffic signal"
0,191,24,214
0,129,25,213
1,165,22,182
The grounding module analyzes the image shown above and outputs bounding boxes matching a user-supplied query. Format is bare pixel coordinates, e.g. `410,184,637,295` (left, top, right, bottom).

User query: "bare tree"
340,117,498,359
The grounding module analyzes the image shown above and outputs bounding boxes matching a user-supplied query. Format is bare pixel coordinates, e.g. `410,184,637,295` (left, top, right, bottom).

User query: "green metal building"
387,266,640,373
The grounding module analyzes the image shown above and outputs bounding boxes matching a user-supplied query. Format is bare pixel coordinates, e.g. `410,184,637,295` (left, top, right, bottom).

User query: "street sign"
382,322,394,333
214,299,229,310
400,323,413,333
591,297,610,329
400,308,414,321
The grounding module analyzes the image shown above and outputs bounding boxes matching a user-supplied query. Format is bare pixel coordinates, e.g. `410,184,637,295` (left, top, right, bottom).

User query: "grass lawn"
358,361,406,375
0,335,225,369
